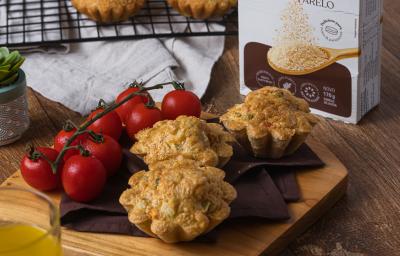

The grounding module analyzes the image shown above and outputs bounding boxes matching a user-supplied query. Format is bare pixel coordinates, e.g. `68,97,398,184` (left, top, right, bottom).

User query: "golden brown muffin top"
73,0,143,11
71,0,145,23
167,0,237,19
220,87,319,140
131,116,234,167
119,158,237,242
175,0,237,6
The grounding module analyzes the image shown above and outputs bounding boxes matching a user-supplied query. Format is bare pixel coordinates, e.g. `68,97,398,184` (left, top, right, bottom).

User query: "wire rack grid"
0,0,238,47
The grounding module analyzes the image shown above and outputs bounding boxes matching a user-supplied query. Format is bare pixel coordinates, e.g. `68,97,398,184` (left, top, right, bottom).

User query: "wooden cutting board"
1,137,348,256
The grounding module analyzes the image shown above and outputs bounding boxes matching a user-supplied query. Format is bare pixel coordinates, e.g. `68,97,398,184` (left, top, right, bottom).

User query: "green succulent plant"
0,47,25,87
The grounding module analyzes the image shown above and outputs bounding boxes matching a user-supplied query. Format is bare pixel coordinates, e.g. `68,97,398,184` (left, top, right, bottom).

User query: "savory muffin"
220,87,319,159
119,158,237,243
131,116,234,167
167,0,237,19
71,0,145,23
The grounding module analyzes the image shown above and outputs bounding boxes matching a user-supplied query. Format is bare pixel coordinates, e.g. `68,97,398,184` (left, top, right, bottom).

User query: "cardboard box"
239,0,383,123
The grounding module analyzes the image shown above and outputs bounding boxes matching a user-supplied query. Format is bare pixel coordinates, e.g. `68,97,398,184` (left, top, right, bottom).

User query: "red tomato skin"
82,135,122,177
125,103,163,140
20,147,62,191
62,155,107,203
54,128,88,161
161,90,202,120
115,87,148,123
87,108,123,141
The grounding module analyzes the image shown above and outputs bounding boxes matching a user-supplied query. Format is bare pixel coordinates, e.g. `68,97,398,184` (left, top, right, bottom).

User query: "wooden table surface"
1,1,399,255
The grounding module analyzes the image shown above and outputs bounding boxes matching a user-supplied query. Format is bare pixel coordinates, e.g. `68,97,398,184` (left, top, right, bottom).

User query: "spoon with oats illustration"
267,47,360,76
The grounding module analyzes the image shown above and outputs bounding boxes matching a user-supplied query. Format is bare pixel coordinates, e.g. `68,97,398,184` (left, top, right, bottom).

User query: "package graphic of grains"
239,0,383,124
267,1,359,75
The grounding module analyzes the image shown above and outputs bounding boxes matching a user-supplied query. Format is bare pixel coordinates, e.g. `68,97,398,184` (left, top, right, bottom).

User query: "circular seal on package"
321,19,343,42
256,70,275,87
278,76,297,94
300,83,320,103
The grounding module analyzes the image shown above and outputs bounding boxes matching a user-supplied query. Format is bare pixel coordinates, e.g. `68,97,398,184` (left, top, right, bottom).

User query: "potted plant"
0,47,29,146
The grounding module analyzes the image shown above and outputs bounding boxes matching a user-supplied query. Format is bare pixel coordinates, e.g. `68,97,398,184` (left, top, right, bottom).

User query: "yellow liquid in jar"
0,224,62,256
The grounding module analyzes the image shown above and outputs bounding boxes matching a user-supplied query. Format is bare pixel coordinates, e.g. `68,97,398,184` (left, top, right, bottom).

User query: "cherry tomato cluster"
119,82,201,139
20,82,202,203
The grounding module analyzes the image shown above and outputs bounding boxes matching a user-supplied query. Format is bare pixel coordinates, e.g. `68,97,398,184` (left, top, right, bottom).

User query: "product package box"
239,0,383,123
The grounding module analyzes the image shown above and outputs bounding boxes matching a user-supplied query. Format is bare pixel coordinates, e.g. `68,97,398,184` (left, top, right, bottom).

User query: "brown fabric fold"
60,131,324,242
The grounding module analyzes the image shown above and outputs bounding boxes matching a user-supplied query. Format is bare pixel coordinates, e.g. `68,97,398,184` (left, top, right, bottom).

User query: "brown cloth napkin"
60,132,324,241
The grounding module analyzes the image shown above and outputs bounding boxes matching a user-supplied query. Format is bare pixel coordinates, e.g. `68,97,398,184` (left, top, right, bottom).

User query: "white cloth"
1,0,226,115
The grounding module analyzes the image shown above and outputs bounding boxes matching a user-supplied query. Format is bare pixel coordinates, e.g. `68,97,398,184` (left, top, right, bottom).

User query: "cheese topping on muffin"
119,158,237,243
131,116,234,167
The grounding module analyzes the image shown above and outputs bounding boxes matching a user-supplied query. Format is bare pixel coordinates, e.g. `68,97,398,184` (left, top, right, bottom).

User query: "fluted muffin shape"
119,158,237,243
167,0,237,19
131,116,235,168
220,87,319,159
71,0,145,23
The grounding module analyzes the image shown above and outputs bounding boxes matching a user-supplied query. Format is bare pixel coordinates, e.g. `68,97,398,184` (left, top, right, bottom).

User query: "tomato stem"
88,131,104,144
26,145,41,161
25,145,55,172
129,80,144,89
172,81,185,90
63,120,77,132
144,95,156,108
97,99,108,109
62,145,81,151
51,82,171,173
78,146,91,157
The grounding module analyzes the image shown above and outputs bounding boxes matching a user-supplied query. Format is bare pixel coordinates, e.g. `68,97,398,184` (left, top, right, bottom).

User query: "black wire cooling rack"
0,0,238,47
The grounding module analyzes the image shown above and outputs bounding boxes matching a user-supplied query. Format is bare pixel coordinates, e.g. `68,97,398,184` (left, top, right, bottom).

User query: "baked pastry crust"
167,0,237,19
119,158,237,243
220,87,319,159
131,116,234,167
71,0,145,23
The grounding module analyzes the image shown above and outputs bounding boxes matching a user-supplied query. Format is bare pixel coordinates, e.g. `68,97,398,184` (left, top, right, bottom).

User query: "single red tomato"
87,108,123,141
115,87,148,123
125,103,163,139
54,127,88,161
161,89,201,120
82,134,122,177
62,155,107,203
20,147,62,191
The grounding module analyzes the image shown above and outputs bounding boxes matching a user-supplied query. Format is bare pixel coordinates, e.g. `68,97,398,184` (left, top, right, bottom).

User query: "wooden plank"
33,90,84,131
1,138,348,256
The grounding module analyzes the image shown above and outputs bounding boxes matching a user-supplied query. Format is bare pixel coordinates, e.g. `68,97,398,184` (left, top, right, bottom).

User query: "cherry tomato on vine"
125,103,163,139
87,108,123,141
54,127,88,161
62,154,107,203
161,87,201,120
115,86,148,123
82,134,122,177
20,147,63,191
